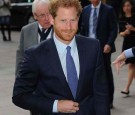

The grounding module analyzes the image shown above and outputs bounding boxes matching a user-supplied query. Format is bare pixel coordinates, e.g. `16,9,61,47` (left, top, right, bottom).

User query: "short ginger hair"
49,0,82,18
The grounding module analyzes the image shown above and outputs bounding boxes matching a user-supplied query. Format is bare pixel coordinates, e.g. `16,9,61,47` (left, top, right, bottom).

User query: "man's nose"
66,21,72,29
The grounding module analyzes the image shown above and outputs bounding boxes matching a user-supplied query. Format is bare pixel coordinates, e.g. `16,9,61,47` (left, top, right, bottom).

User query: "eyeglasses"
35,13,50,19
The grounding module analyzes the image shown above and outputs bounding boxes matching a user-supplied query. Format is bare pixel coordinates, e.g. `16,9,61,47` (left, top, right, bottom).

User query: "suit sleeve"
79,7,87,36
93,42,110,115
107,7,118,47
15,28,25,76
13,49,54,114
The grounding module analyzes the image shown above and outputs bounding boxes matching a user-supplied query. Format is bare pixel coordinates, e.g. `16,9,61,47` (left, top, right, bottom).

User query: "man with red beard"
12,0,110,115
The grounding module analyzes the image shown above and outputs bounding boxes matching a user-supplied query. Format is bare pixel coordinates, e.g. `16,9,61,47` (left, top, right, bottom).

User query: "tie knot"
42,28,46,33
94,8,97,13
66,46,71,52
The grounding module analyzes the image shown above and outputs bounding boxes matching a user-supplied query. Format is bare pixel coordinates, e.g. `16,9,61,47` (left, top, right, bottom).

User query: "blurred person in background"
131,0,135,12
0,0,11,41
79,0,118,109
15,0,52,115
106,0,123,18
118,0,135,95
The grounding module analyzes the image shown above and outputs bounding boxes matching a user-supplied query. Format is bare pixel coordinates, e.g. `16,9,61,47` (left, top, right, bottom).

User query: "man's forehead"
56,6,77,12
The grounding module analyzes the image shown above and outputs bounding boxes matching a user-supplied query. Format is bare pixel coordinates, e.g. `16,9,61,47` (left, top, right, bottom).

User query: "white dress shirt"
124,48,134,58
89,1,101,39
52,33,80,112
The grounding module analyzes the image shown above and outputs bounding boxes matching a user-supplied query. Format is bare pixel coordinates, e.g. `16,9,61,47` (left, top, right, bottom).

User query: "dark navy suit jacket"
79,3,118,53
12,35,110,115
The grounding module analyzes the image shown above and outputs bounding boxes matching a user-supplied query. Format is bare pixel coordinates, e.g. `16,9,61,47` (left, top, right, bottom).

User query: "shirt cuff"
124,48,134,58
53,100,58,113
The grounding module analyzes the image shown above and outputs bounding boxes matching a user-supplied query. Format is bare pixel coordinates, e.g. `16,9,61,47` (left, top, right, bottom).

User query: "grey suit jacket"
15,21,53,76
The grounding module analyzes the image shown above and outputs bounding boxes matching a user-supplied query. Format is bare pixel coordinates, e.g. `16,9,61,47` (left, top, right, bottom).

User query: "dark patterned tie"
39,28,46,42
93,8,97,34
38,26,52,42
66,46,78,99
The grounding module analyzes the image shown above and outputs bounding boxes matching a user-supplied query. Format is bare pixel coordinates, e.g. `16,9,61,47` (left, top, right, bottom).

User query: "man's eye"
71,19,77,22
71,20,75,22
61,20,66,22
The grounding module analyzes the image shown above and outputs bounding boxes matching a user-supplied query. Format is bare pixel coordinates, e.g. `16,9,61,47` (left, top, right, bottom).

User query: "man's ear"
49,15,54,25
33,13,37,20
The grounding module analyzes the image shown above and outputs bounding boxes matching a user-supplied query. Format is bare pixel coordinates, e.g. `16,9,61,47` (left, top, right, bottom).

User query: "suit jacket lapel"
86,5,92,31
96,4,104,31
75,36,87,99
33,22,39,44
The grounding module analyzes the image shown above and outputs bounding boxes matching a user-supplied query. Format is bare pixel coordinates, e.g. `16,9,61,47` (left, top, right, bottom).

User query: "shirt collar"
91,1,101,9
38,23,43,31
53,33,76,55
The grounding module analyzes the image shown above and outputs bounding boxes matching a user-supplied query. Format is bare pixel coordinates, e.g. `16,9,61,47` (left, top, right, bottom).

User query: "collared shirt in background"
89,1,101,39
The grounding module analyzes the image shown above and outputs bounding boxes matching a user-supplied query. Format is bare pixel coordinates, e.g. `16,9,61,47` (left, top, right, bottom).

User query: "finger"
120,61,125,67
112,57,120,64
69,107,79,113
112,60,118,64
72,106,79,111
74,102,79,107
67,110,77,113
115,63,120,74
66,108,78,113
70,109,77,113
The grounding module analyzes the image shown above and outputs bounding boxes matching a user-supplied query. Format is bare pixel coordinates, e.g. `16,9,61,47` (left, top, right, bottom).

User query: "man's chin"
43,25,51,29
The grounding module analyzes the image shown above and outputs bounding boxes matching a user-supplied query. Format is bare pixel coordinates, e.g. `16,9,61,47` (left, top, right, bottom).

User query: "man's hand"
112,52,126,74
58,100,79,113
103,44,111,53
